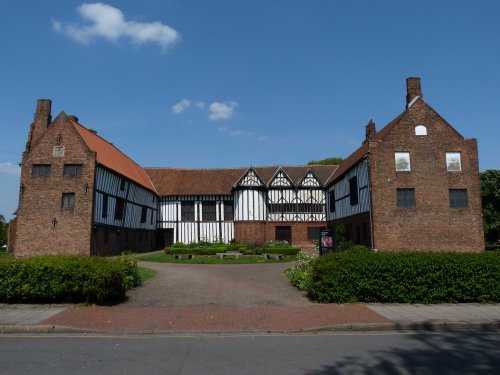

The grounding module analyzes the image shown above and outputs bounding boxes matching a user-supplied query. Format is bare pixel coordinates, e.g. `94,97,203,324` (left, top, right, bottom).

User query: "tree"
308,157,343,166
0,214,7,248
480,170,500,243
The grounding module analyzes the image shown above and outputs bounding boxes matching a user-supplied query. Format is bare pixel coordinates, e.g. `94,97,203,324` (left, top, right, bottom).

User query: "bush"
308,251,500,303
0,255,139,304
252,246,301,255
336,241,371,253
285,251,315,291
166,242,247,254
119,251,141,289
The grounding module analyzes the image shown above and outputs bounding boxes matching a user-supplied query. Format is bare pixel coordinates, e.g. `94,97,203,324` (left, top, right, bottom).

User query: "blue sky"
1,0,499,220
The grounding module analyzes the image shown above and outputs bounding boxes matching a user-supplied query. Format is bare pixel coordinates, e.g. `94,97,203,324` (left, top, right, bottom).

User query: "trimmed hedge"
0,255,140,304
253,246,301,255
169,246,244,255
167,243,246,254
309,252,500,303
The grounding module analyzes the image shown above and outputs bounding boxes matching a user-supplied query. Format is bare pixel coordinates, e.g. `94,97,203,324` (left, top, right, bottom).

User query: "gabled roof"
145,165,337,196
71,119,156,193
325,96,466,187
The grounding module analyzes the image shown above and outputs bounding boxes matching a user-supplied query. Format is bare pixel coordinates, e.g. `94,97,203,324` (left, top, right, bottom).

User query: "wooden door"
275,226,292,245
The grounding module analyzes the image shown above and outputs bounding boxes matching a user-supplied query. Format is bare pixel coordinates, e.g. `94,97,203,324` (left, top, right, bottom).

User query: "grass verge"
137,267,157,283
138,251,294,264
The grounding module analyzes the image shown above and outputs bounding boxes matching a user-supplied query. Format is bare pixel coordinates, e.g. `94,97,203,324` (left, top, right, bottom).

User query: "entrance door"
275,226,292,245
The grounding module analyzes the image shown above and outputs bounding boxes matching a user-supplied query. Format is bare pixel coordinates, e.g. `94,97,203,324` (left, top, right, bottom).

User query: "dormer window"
415,125,427,136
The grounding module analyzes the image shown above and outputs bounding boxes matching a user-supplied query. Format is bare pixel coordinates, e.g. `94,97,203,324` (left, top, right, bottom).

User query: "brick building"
325,78,484,252
11,77,484,256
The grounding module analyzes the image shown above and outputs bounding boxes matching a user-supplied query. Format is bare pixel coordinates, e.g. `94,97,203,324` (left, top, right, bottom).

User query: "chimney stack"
365,119,376,142
26,99,52,151
406,77,422,108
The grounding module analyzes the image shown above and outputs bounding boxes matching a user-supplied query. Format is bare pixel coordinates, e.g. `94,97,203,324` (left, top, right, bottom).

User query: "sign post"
319,228,335,256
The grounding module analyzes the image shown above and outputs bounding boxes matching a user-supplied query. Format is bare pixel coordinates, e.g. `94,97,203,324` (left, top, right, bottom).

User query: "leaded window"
32,164,51,177
63,164,82,177
202,201,216,222
224,201,233,221
397,188,415,208
181,201,195,222
61,193,75,210
450,189,468,208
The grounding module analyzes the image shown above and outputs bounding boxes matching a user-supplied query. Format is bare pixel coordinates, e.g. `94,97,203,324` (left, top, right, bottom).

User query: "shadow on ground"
305,332,500,374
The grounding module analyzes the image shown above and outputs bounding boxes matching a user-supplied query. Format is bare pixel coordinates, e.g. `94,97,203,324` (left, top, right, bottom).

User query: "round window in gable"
415,125,427,136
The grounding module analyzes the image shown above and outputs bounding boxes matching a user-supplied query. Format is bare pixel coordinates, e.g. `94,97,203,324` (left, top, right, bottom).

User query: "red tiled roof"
72,120,156,193
145,165,337,196
145,168,246,196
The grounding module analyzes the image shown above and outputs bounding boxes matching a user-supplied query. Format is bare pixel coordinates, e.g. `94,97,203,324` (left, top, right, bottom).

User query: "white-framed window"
446,152,461,172
395,152,411,171
415,125,427,136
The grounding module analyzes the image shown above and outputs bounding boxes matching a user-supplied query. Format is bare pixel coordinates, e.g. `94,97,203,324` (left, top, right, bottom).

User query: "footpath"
1,303,499,334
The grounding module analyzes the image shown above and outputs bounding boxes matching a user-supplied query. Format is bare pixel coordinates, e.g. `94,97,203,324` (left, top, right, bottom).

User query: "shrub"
336,240,371,253
285,251,315,291
253,246,301,255
0,255,139,304
308,251,500,303
119,251,141,289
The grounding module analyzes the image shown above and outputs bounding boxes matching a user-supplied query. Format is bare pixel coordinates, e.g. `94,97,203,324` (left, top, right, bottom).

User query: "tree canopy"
0,214,7,247
308,157,343,166
480,169,500,243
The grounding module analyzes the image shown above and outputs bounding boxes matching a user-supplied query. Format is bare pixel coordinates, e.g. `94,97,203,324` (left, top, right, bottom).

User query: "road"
1,332,499,374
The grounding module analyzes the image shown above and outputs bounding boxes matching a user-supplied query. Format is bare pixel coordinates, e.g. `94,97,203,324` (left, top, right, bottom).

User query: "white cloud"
209,101,238,121
171,98,191,114
0,162,21,176
257,136,268,142
195,101,205,109
53,3,179,50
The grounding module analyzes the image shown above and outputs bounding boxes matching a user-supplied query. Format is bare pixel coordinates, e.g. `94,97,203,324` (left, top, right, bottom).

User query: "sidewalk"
1,303,499,334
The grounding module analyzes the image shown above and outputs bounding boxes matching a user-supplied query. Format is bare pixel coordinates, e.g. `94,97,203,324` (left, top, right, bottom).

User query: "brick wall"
369,99,484,252
234,221,266,244
234,220,326,249
14,112,96,257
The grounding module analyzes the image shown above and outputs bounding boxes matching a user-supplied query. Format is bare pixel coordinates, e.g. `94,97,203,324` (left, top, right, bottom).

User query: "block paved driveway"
125,261,312,307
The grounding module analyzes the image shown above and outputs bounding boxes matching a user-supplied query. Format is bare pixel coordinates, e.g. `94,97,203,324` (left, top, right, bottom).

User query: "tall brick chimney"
26,99,52,151
365,119,376,142
406,77,422,108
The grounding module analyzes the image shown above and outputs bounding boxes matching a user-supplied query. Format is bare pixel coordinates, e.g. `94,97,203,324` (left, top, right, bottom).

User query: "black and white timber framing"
326,159,370,221
93,166,157,230
155,167,330,244
157,195,234,243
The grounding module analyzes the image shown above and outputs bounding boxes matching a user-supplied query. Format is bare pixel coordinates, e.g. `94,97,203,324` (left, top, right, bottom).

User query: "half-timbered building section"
232,165,336,248
146,168,244,247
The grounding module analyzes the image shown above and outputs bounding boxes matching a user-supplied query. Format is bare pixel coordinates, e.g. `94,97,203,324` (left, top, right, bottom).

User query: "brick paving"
41,304,391,333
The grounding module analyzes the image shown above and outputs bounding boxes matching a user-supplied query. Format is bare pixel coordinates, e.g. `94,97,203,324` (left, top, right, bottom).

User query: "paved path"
125,261,311,307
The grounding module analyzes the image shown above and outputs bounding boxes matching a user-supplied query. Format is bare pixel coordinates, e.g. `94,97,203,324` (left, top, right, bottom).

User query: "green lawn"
138,251,295,264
